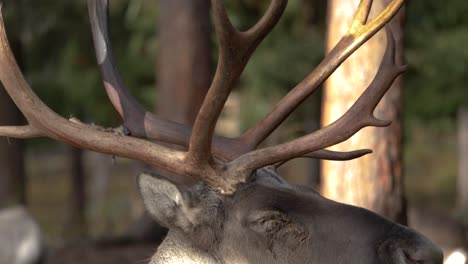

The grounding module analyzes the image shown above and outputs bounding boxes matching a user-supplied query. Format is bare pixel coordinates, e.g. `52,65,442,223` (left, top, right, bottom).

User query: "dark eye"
248,211,289,234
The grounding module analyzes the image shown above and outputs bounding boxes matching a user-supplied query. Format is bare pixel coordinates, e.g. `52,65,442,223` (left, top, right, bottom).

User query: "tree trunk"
0,35,26,209
321,0,406,223
303,0,326,187
305,94,322,187
127,0,213,242
0,85,26,208
69,146,87,237
157,0,212,125
458,107,468,209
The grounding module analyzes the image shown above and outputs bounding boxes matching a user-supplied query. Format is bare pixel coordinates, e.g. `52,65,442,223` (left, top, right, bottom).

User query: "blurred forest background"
0,0,467,263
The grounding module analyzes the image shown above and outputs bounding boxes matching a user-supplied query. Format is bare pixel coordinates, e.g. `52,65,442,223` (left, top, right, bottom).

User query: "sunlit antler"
229,26,406,175
240,0,404,150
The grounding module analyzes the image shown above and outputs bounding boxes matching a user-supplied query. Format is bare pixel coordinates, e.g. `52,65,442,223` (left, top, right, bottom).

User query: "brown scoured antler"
273,149,372,169
186,0,288,166
0,0,405,194
88,0,199,149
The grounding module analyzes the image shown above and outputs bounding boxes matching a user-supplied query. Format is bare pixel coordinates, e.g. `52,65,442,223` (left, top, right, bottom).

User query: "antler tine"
229,25,407,175
88,0,143,119
186,0,288,164
0,125,44,138
274,149,372,169
352,0,373,28
0,11,192,177
88,0,196,147
244,0,289,49
240,0,404,150
302,149,372,161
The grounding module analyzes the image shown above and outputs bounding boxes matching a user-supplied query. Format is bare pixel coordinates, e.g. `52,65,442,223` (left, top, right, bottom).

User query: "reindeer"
0,0,443,263
0,207,43,264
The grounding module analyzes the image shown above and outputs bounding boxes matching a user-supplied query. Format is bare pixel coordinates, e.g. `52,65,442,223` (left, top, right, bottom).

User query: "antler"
87,0,283,161
87,0,372,162
239,0,404,150
0,0,405,194
186,0,288,166
229,26,407,175
0,2,201,180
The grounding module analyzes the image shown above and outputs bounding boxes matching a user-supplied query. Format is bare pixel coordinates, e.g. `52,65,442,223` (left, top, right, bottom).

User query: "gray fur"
138,171,443,264
0,206,43,264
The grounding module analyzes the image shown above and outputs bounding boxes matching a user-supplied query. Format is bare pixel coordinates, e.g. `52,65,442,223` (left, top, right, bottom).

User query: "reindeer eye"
248,211,289,234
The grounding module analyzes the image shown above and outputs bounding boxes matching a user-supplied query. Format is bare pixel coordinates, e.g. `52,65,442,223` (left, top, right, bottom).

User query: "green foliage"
3,1,157,125
404,122,457,206
407,0,468,30
226,0,326,131
405,0,468,125
4,0,466,134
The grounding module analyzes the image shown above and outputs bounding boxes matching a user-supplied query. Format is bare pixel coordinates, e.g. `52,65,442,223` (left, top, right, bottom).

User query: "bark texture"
458,107,468,209
157,0,213,125
129,0,213,241
0,84,26,208
69,146,87,237
321,0,406,223
0,34,26,208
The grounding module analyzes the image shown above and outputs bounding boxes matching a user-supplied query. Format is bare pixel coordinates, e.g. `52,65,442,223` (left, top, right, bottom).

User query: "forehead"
230,169,322,212
252,168,320,195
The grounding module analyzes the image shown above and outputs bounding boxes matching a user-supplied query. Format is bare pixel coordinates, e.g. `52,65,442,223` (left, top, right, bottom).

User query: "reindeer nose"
378,226,443,264
402,239,443,264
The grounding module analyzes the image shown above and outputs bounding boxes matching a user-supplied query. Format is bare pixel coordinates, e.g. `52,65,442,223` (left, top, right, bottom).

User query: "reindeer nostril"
378,227,443,264
403,244,443,264
404,252,426,264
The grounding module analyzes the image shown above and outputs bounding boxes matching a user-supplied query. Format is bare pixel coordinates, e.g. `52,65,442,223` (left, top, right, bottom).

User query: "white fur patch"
16,232,41,264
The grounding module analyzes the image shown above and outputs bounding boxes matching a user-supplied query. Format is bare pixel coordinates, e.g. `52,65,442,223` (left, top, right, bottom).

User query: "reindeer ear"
137,173,186,228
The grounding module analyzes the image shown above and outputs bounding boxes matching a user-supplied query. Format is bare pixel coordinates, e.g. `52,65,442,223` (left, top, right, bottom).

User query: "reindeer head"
0,0,442,263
